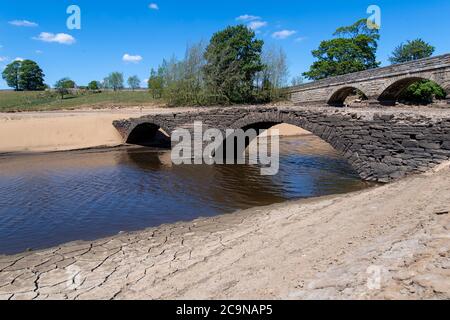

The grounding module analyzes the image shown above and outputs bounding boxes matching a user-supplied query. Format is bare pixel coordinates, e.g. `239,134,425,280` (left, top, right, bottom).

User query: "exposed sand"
0,108,307,153
0,162,449,300
0,107,172,153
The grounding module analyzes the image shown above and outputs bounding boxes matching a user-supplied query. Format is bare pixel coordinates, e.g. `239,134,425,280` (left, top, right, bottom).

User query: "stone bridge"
288,54,450,106
113,106,450,182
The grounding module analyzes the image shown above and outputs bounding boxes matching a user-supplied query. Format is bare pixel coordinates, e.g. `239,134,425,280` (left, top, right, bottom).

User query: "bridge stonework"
288,54,450,106
113,107,450,183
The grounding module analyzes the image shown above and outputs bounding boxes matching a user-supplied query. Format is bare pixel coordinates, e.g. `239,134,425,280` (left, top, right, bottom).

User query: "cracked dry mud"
0,163,449,300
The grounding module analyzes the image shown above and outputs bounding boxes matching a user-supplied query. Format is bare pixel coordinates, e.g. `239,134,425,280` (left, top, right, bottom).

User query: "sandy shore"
0,162,449,300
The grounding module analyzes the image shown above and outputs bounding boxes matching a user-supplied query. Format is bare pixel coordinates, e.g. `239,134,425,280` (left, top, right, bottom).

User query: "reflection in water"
0,135,373,254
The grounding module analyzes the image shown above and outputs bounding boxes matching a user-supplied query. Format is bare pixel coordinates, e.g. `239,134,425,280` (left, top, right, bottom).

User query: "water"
0,135,373,255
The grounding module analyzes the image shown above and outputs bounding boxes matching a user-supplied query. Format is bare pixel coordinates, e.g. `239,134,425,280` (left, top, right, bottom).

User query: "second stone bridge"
113,106,450,182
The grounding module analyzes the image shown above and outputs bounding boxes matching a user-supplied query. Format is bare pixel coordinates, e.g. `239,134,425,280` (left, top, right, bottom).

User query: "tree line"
2,20,446,105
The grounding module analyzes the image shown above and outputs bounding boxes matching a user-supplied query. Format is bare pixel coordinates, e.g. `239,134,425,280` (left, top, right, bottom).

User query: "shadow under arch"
378,77,447,105
126,122,171,148
327,86,368,107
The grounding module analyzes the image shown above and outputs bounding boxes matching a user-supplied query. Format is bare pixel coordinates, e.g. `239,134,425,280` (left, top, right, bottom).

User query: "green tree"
389,39,445,104
399,79,446,104
127,75,141,90
148,68,164,98
389,39,435,64
18,60,45,90
87,80,100,91
204,25,264,103
54,77,75,99
303,19,380,80
104,72,124,91
2,61,22,90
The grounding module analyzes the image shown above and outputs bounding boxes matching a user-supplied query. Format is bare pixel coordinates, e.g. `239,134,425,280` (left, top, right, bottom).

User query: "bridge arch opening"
327,87,368,107
378,77,447,105
126,123,171,148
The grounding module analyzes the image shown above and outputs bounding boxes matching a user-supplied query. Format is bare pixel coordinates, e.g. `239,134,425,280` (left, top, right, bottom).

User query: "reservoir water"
0,135,373,255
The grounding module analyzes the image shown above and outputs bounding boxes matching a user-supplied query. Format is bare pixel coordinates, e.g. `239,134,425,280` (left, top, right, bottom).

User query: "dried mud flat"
0,162,449,300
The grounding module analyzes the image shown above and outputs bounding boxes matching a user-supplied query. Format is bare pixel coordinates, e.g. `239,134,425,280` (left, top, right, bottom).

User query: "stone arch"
377,75,448,105
125,121,171,148
327,86,369,107
227,111,363,175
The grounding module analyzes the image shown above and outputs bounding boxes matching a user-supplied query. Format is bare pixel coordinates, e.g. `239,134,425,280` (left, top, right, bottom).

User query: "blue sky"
0,0,449,89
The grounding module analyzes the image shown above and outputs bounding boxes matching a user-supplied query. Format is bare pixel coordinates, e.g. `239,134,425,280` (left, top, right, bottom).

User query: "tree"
2,61,22,90
389,39,435,64
127,75,141,90
204,25,264,103
54,78,75,99
254,45,289,102
389,39,444,104
18,60,45,90
303,19,380,80
87,80,100,91
148,68,164,98
399,79,446,104
104,72,124,91
2,59,45,91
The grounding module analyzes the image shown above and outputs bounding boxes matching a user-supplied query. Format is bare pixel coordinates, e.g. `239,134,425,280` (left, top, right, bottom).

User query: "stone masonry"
113,106,450,183
287,54,450,106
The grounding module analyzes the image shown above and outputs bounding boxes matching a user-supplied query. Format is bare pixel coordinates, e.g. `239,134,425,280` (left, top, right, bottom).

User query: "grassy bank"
0,90,159,112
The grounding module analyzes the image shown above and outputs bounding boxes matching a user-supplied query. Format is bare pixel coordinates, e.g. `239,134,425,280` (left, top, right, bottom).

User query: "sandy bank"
0,107,171,153
0,162,449,300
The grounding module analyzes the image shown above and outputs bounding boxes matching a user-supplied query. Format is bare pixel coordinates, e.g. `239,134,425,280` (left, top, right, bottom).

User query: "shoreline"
1,162,449,300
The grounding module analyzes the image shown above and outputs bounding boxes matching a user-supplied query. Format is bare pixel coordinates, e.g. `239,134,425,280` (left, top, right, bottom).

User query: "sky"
0,0,449,89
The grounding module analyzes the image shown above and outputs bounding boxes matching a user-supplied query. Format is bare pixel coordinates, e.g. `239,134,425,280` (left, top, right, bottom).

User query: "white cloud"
14,57,24,62
34,32,76,45
0,56,7,62
272,30,297,39
248,21,267,31
294,36,307,43
123,53,143,63
9,20,38,27
149,3,159,10
35,50,43,54
236,14,261,22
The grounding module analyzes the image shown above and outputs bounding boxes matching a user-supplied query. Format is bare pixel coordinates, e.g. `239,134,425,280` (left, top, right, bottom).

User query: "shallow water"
0,135,373,255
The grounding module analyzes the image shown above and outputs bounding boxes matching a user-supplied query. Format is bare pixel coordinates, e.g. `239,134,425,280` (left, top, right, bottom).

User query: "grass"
0,90,160,112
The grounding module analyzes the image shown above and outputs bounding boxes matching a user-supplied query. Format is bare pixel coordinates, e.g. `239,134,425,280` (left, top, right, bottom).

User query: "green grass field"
0,90,159,112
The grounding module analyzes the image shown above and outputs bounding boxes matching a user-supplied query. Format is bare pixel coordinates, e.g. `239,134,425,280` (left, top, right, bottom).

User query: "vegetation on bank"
1,20,447,111
0,90,158,112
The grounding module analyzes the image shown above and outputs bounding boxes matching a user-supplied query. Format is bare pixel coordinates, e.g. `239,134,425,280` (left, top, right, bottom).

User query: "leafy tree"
389,39,444,104
399,79,446,104
54,77,76,99
104,72,124,91
389,39,435,64
18,60,45,90
127,75,141,90
2,61,22,90
204,25,264,103
148,68,164,98
303,19,380,80
87,80,100,91
2,59,45,91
